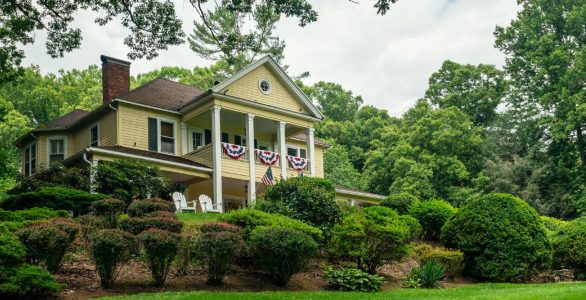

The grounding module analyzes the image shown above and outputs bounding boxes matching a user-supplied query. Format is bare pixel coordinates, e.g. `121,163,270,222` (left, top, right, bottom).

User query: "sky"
22,0,520,117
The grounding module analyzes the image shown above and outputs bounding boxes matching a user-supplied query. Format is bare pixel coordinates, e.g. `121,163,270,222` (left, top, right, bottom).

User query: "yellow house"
14,55,383,212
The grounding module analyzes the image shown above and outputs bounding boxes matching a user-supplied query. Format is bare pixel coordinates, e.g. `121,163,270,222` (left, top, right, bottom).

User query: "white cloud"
21,0,519,116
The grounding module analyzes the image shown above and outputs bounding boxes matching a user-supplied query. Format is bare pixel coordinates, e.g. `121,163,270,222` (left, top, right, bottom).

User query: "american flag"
261,167,274,185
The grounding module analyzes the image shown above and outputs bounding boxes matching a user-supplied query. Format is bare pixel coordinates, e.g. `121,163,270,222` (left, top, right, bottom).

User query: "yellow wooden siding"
117,103,182,154
285,139,325,178
34,132,73,169
184,144,213,167
221,65,309,115
213,99,314,128
70,110,117,153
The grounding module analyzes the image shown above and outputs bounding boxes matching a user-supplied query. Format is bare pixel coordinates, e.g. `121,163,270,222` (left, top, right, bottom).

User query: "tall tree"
304,81,363,123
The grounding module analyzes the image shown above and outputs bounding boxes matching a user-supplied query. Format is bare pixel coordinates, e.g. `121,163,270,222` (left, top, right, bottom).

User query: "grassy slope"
177,212,220,226
99,282,586,300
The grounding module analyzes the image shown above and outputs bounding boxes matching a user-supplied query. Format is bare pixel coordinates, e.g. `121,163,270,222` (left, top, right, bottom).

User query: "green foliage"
259,177,341,232
408,199,456,241
551,220,586,277
381,193,420,214
95,159,167,205
89,229,138,288
9,163,90,195
323,144,368,191
16,224,71,273
218,208,322,243
541,216,569,233
416,245,464,278
0,186,108,216
406,261,445,289
249,226,318,286
328,206,420,274
91,199,126,228
0,264,61,297
323,266,384,292
176,225,199,276
140,229,180,287
0,207,68,222
120,217,183,235
193,223,245,285
441,193,551,282
0,233,26,267
127,198,174,218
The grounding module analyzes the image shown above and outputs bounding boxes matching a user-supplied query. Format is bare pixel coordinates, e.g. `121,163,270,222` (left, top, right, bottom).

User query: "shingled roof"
117,78,206,111
41,109,89,129
94,146,212,169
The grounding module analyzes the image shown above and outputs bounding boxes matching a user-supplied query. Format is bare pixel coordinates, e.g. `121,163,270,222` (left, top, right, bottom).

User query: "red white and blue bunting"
256,150,280,166
287,155,308,172
222,143,247,159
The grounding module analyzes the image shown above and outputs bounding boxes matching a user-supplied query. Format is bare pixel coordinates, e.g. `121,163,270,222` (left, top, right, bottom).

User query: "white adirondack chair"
172,192,196,213
198,194,222,213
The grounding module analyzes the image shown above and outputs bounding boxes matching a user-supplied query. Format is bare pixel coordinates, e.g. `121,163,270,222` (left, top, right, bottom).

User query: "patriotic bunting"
222,143,247,159
287,155,309,171
256,150,280,166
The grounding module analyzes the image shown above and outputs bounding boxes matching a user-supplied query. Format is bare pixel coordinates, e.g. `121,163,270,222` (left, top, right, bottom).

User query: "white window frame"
89,123,99,147
286,144,307,158
258,79,272,94
47,136,67,165
24,141,37,177
157,118,177,155
189,127,204,152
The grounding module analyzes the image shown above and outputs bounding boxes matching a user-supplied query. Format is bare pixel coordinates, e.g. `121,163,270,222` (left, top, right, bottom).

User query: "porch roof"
92,146,212,169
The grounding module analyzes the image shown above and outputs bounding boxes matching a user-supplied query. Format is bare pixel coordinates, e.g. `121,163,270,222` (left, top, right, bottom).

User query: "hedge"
0,187,108,216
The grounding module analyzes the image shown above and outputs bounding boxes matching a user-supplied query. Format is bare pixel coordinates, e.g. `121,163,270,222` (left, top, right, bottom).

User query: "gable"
212,56,323,119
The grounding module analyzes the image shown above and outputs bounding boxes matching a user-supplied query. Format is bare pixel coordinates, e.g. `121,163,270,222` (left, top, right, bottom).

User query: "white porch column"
277,121,287,179
307,127,316,177
246,113,256,206
211,106,223,212
181,122,188,155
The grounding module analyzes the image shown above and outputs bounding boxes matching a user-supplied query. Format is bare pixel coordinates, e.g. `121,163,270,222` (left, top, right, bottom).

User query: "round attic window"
259,79,272,94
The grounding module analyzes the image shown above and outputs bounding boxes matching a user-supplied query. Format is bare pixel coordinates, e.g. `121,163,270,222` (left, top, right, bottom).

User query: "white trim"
335,187,386,200
23,141,37,176
157,117,177,155
277,121,287,179
46,135,67,165
286,144,301,157
89,123,99,147
258,79,272,94
211,55,324,119
188,127,205,152
246,113,256,205
211,106,223,212
113,98,183,115
181,122,188,155
88,147,213,173
307,128,315,177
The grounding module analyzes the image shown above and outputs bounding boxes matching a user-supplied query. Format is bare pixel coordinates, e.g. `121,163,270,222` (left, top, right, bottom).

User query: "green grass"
177,212,220,226
98,282,586,300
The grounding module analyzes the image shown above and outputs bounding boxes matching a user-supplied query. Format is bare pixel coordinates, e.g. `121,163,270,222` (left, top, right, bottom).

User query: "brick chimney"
101,55,130,104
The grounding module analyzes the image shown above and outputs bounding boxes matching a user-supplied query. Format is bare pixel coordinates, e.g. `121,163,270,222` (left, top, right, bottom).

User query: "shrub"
258,177,341,232
541,216,569,233
219,209,322,243
408,199,456,241
381,192,420,214
405,261,445,289
323,266,384,292
0,264,61,297
95,159,167,204
176,225,199,275
249,227,318,286
45,218,79,243
8,162,89,195
120,217,182,235
0,207,69,222
0,187,108,216
193,223,245,285
127,198,174,218
0,233,26,267
145,211,177,219
551,219,586,277
89,229,138,288
417,246,464,278
440,193,551,282
140,229,180,287
329,206,420,274
16,224,71,273
91,199,126,228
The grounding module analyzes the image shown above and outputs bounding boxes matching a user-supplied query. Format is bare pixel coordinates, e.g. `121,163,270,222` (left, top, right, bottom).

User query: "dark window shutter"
300,149,307,158
254,139,258,149
235,135,242,146
204,129,212,145
221,132,229,143
148,118,158,151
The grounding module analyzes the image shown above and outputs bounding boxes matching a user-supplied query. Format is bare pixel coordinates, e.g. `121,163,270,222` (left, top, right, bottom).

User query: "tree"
304,81,363,123
323,144,367,191
424,60,508,127
132,61,233,90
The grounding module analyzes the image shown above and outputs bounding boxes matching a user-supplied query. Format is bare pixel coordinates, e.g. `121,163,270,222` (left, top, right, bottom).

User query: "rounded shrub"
0,187,108,216
45,218,79,243
329,206,421,274
91,199,126,228
249,226,318,286
0,264,62,297
381,192,420,214
16,224,71,273
193,223,245,285
551,219,586,278
440,193,551,282
258,177,341,232
416,245,464,278
120,217,182,235
323,266,384,292
145,211,177,219
409,199,456,241
127,198,173,218
140,229,180,287
540,216,569,233
0,233,26,267
89,229,138,288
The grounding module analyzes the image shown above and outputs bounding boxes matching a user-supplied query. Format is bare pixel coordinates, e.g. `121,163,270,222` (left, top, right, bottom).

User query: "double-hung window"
48,137,65,164
286,145,306,158
90,124,99,147
190,128,204,151
159,120,175,154
24,142,36,177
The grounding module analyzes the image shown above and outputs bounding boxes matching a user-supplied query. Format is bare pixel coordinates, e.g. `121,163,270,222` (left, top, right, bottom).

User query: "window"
258,79,271,94
192,130,203,150
48,138,65,164
257,141,271,151
90,124,99,147
159,120,175,154
221,132,229,143
286,146,306,158
204,129,212,145
235,135,243,146
24,142,36,177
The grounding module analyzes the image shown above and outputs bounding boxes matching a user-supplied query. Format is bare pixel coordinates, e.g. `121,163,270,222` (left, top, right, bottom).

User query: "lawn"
98,282,586,300
177,212,220,225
